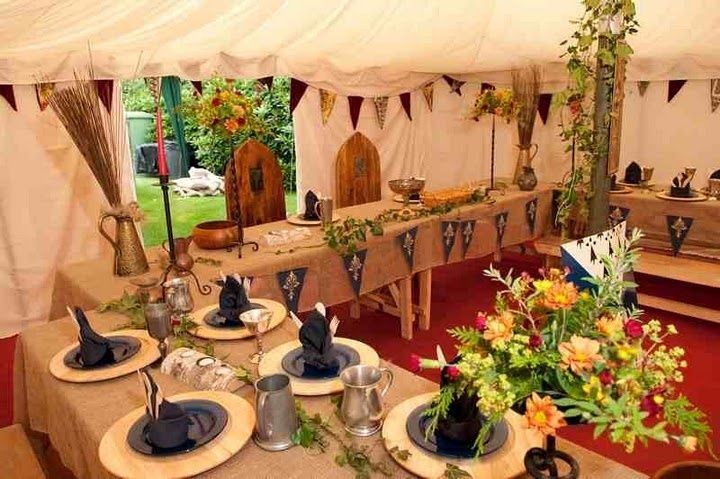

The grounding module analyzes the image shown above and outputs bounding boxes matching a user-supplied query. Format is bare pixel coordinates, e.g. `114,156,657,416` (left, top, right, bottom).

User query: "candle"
155,105,168,177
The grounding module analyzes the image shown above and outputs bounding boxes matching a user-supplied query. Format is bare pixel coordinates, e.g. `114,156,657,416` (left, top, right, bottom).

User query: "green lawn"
135,175,297,246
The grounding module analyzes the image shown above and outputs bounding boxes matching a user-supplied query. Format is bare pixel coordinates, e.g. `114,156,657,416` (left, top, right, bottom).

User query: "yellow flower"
559,335,603,374
483,311,515,346
616,344,638,361
543,282,579,310
533,279,553,293
579,291,591,300
596,315,623,337
223,118,240,134
582,376,605,401
522,393,567,436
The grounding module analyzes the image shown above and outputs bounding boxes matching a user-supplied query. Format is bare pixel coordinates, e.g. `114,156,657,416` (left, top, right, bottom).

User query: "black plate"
281,344,360,379
406,404,508,459
127,400,228,456
202,303,266,328
63,336,141,370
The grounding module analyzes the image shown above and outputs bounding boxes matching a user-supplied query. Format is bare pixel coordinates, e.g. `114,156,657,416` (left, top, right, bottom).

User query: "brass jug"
513,143,539,184
98,213,149,276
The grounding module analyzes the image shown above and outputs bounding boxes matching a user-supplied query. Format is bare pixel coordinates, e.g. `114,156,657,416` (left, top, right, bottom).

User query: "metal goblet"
145,302,173,363
240,309,273,364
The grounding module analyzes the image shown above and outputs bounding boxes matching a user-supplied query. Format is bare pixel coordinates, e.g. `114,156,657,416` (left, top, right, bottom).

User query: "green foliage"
173,313,215,355
423,386,455,438
664,395,715,455
291,401,329,451
99,291,146,329
444,464,472,478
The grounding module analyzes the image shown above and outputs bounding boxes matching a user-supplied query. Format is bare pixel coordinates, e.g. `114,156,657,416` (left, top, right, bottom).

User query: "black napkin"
72,307,119,367
217,276,254,325
610,174,618,191
140,369,190,449
623,162,641,184
302,190,320,220
710,169,720,179
299,308,338,370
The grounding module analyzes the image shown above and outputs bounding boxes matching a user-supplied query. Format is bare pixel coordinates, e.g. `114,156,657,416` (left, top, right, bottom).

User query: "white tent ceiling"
1,0,720,94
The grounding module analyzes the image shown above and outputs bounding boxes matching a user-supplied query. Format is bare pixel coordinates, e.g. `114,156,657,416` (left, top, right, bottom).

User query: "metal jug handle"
378,367,394,398
98,212,120,254
314,200,323,220
529,143,539,161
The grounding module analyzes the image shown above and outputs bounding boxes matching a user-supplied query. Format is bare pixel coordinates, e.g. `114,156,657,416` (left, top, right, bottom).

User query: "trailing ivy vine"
553,0,638,233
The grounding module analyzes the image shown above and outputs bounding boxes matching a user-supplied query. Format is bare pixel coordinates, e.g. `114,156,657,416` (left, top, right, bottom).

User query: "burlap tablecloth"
19,311,645,479
50,186,554,320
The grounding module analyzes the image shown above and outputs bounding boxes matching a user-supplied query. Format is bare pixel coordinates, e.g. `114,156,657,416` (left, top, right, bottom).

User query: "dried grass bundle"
49,73,124,207
512,65,541,147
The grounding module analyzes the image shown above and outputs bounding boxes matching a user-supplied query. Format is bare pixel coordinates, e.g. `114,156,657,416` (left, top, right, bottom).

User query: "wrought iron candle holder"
227,152,259,258
524,435,579,479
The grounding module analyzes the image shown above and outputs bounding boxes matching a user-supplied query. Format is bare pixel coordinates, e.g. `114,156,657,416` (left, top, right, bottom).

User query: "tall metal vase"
513,144,539,184
98,213,149,276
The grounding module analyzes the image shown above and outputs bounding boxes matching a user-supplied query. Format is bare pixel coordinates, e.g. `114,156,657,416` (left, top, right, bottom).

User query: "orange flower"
522,393,567,436
543,281,578,310
596,314,623,337
559,335,603,374
483,311,515,346
223,118,240,134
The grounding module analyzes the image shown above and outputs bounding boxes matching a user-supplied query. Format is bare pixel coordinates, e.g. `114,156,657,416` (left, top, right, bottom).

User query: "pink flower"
598,370,614,386
409,354,422,373
624,320,643,339
475,312,488,331
446,365,460,381
529,334,543,349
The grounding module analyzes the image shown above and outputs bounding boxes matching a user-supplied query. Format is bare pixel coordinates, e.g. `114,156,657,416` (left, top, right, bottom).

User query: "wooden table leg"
349,300,361,319
398,276,413,340
417,269,432,330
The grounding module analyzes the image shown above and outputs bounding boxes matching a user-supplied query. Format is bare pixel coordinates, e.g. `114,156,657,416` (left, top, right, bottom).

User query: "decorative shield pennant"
277,267,308,313
537,94,552,125
343,249,367,296
637,81,650,97
422,82,434,111
666,216,694,256
459,220,476,258
0,85,17,111
94,80,113,112
608,205,630,227
525,198,538,234
667,80,687,103
373,97,388,129
319,89,336,124
711,79,720,113
290,79,308,113
443,75,465,95
440,221,459,262
400,92,412,120
348,96,364,130
397,226,418,269
35,82,55,111
495,212,509,247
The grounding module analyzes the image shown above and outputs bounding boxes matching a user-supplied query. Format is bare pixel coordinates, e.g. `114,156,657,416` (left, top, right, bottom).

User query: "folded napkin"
261,227,312,247
70,307,120,367
139,369,190,449
302,190,320,220
610,174,618,191
711,169,720,179
623,161,641,184
299,304,339,371
217,275,254,325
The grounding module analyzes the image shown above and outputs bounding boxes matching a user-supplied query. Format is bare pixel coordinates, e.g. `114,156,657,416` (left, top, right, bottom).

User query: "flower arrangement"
187,81,260,139
469,88,516,122
412,229,713,457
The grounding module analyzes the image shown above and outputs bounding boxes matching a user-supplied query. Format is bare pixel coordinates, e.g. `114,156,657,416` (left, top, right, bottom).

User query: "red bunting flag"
667,80,687,103
191,81,203,95
537,93,552,125
481,82,495,92
258,76,274,90
400,92,412,120
348,96,364,130
94,80,113,112
290,79,308,114
0,85,17,111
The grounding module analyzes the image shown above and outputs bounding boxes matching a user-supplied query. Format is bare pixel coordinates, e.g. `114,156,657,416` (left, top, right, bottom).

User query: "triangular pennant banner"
441,221,459,262
397,227,418,269
191,81,203,96
666,216,694,256
319,89,336,125
481,82,495,92
561,223,627,291
343,249,367,296
608,205,630,227
525,198,539,235
422,82,434,111
0,85,17,111
258,76,274,90
277,267,308,313
35,82,55,111
290,79,308,114
667,80,687,103
711,79,720,113
637,81,650,97
348,96,364,130
495,212,509,247
373,97,388,129
400,92,412,120
459,220,476,258
537,94,552,125
443,75,465,95
94,80,113,112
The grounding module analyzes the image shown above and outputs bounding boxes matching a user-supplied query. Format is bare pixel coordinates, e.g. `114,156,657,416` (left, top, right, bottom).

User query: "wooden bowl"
192,221,238,250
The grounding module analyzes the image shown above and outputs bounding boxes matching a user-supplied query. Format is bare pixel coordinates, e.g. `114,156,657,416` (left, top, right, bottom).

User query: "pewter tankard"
339,364,394,436
314,197,334,227
253,374,297,451
163,277,194,315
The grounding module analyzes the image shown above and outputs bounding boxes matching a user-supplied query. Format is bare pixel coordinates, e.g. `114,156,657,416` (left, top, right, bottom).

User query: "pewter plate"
281,344,360,379
63,336,141,370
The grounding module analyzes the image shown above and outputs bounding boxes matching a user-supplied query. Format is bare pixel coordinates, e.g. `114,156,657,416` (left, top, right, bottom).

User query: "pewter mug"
164,277,194,315
253,374,297,451
314,197,334,227
339,364,394,436
708,178,720,198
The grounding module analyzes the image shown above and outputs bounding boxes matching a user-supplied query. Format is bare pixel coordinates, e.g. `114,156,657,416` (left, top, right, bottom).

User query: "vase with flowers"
411,229,714,476
511,66,541,186
470,87,516,190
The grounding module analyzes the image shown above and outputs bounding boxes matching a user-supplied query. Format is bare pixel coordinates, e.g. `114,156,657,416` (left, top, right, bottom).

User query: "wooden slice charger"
382,392,542,479
49,330,160,383
258,337,379,396
99,391,254,479
189,298,287,340
286,213,340,226
655,191,708,202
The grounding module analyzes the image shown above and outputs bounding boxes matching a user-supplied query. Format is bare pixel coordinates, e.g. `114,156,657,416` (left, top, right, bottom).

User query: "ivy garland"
553,0,638,232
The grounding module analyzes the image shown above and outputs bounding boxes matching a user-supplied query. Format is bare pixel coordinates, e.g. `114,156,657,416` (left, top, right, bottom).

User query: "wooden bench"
0,424,46,478
534,235,720,323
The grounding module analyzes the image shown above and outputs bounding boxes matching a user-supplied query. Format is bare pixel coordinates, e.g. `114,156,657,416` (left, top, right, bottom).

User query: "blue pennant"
276,267,307,313
440,221,459,263
343,249,367,296
525,198,538,235
397,227,418,269
495,212,509,247
665,216,693,256
459,220,476,258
